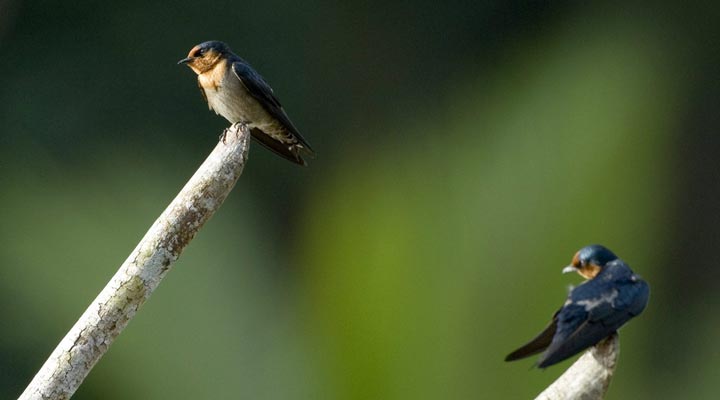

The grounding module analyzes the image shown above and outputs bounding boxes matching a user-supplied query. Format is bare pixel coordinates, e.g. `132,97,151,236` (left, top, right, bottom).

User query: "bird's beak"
177,57,194,65
562,265,577,274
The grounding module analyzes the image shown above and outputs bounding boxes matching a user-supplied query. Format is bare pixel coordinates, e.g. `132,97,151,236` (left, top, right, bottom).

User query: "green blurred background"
1,1,719,399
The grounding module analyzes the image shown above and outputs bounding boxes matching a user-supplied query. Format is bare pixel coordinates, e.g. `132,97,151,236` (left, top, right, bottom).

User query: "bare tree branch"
535,333,619,400
19,125,251,400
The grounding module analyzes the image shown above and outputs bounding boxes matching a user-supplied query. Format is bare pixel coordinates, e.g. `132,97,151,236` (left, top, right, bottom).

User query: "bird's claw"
220,122,248,144
219,128,230,144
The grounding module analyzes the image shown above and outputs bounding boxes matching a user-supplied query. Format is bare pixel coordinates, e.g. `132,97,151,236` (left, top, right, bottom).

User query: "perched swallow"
505,245,649,368
179,41,314,165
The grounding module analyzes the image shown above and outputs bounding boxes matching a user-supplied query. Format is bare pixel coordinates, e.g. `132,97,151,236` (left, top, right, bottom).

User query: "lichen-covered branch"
535,333,619,400
19,125,251,400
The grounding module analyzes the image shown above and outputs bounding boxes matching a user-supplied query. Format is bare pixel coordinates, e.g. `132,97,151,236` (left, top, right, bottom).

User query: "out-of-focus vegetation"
1,1,719,399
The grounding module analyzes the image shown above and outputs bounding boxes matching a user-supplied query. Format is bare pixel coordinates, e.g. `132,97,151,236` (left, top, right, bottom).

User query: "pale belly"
198,73,287,140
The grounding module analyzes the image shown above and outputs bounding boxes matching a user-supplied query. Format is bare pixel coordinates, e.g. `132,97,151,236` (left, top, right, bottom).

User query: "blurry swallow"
179,40,314,165
505,245,649,368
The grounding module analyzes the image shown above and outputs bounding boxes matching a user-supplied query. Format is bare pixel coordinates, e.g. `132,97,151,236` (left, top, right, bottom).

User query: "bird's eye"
193,48,205,57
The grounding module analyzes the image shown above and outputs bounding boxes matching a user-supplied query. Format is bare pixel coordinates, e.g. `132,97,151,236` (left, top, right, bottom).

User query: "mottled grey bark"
535,333,619,400
19,125,251,400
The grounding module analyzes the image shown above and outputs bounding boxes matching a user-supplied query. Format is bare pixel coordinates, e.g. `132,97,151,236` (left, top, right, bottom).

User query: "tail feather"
250,127,311,166
505,319,557,362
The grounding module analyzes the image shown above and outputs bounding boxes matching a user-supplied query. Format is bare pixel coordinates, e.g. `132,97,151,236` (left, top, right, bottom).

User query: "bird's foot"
220,122,248,144
219,128,230,144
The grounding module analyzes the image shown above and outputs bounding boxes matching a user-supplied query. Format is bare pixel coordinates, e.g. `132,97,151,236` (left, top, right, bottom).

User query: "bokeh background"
1,1,719,399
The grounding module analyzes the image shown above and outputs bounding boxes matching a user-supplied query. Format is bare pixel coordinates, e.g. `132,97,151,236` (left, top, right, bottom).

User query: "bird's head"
178,41,231,74
562,244,618,279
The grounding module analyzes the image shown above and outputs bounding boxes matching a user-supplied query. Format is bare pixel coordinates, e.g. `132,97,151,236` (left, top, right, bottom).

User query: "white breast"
197,65,271,127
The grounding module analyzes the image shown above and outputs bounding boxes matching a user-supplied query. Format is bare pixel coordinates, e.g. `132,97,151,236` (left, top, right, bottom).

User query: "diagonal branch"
535,333,619,400
19,124,251,400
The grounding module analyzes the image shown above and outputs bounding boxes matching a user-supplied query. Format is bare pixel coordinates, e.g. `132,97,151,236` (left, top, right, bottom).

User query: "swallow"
179,41,314,165
505,244,649,368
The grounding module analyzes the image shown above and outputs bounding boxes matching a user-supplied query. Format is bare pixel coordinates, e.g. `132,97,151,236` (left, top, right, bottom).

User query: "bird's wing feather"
249,127,307,166
538,315,612,367
505,316,558,362
231,61,314,152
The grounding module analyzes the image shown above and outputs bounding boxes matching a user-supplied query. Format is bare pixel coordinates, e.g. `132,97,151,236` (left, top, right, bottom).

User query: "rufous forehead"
187,45,202,57
571,251,581,267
